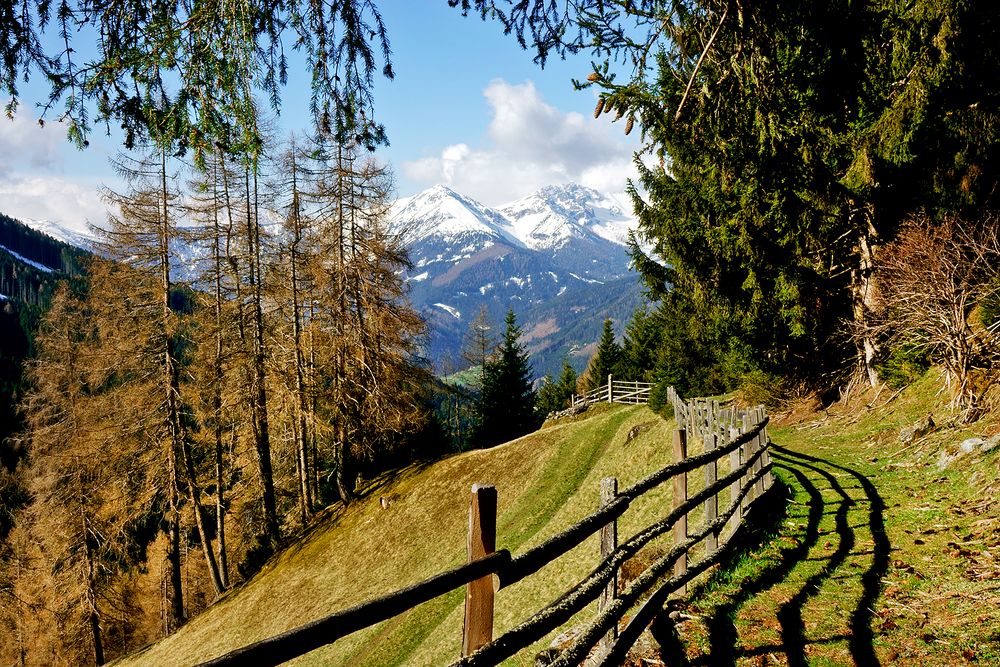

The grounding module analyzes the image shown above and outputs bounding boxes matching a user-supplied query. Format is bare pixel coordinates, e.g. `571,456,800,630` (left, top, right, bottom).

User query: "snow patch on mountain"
497,183,635,251
17,217,94,249
434,303,462,319
569,272,604,285
393,184,521,248
0,244,56,273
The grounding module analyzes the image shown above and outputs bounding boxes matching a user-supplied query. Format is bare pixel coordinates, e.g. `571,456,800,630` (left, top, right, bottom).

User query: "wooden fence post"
747,411,760,503
598,477,618,653
672,429,688,594
759,407,772,491
754,407,767,496
607,374,613,403
704,432,718,555
727,422,742,541
462,484,497,657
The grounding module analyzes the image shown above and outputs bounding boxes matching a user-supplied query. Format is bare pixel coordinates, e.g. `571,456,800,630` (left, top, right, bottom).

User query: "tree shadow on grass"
683,446,889,667
772,451,856,667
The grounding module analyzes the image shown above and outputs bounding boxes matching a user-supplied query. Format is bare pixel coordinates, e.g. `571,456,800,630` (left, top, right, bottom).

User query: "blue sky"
0,3,640,231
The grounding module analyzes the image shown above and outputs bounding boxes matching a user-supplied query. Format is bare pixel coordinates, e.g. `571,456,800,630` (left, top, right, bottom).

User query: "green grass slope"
117,404,678,667
678,370,1000,665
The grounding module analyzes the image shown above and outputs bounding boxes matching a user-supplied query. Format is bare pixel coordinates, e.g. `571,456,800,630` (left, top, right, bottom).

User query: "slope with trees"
0,136,435,665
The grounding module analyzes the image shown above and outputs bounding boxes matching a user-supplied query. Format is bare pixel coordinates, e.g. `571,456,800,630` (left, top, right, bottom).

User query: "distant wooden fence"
572,375,653,406
197,391,773,667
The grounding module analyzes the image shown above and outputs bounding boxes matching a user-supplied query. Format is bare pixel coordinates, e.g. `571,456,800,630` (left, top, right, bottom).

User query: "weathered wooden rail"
197,391,773,666
572,375,653,406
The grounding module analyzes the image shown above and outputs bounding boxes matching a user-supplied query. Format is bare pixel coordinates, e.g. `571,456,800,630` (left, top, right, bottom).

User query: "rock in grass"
936,450,956,470
899,415,935,444
545,403,589,422
959,438,984,454
981,434,1000,454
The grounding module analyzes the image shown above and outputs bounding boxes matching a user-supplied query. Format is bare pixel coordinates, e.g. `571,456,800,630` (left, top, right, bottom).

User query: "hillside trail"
661,442,892,667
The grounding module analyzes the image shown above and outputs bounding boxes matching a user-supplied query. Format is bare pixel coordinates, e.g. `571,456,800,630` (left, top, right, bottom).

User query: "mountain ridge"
396,183,642,378
13,182,644,378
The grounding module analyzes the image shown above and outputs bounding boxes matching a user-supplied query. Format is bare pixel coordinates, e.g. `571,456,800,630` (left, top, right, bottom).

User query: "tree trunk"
79,493,105,665
245,162,281,544
288,162,313,522
851,214,880,387
211,159,230,588
157,150,225,597
165,470,184,634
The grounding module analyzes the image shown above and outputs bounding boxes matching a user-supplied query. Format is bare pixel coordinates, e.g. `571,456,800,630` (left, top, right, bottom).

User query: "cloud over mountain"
402,79,638,206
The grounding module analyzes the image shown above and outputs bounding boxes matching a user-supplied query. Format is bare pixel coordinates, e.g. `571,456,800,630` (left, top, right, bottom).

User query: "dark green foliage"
615,307,660,382
0,213,86,276
535,375,561,417
876,345,932,390
474,309,539,448
535,360,577,417
0,302,32,539
2,1,397,156
474,1,1000,391
0,215,89,540
585,319,621,390
980,278,1000,329
424,377,477,453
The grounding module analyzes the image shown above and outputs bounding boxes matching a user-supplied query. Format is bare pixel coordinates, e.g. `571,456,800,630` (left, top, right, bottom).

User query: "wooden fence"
571,375,653,406
197,391,773,667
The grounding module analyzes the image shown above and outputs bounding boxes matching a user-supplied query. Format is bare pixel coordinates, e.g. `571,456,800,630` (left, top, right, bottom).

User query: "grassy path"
674,381,1000,666
676,444,888,666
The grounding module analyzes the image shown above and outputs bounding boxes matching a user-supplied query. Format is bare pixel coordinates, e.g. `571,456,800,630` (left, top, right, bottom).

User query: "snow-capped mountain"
13,181,646,378
499,183,634,251
15,216,94,250
393,183,644,377
394,184,520,248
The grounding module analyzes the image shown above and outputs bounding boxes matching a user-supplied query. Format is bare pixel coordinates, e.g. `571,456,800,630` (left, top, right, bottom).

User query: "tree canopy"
0,0,609,157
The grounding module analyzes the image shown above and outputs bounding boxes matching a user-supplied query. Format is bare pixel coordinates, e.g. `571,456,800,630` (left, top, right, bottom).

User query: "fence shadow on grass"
773,446,890,667
684,445,889,667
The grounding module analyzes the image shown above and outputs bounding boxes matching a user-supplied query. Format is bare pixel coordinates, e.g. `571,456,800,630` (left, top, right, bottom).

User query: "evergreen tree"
535,374,562,418
616,308,660,383
535,359,578,417
557,360,578,402
585,319,621,391
474,309,538,447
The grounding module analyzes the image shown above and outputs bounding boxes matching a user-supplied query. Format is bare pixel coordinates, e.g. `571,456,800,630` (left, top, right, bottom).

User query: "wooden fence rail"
571,375,654,407
197,390,774,667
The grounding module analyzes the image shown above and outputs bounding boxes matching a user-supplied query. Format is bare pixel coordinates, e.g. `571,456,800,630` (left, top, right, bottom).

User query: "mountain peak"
393,185,519,248
497,184,634,251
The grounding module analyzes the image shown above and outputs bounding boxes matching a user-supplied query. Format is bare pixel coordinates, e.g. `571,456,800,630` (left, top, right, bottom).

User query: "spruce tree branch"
675,4,728,122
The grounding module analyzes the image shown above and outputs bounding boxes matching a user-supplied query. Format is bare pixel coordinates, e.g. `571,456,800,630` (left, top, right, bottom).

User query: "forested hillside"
0,213,88,541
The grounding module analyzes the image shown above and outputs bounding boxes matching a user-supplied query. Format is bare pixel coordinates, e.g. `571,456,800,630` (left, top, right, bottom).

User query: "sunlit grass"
680,369,1000,665
115,404,680,667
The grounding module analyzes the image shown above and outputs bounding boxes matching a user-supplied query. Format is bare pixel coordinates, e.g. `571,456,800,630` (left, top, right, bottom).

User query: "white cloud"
0,108,116,234
402,79,638,204
0,174,108,235
0,112,64,177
